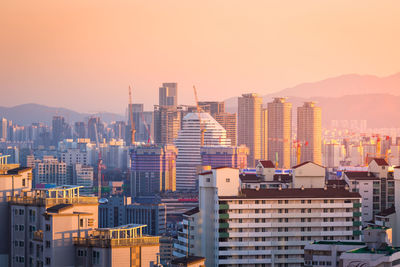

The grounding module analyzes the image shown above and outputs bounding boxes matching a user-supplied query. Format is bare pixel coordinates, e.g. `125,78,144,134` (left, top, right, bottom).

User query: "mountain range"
225,73,400,128
0,103,125,125
1,73,399,128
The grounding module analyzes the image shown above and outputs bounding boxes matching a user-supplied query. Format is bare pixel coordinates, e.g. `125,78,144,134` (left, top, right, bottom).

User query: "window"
80,219,84,227
226,178,230,183
45,257,51,265
45,241,51,248
45,224,51,232
19,209,24,215
92,251,100,265
206,178,210,182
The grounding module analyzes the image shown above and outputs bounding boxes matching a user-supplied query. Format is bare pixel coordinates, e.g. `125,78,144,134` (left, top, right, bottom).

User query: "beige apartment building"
74,224,160,267
297,102,322,165
0,155,32,266
9,185,98,267
238,93,266,167
268,98,292,169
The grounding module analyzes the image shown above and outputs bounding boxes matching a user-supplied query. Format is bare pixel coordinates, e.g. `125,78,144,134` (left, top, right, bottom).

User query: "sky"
1,0,400,114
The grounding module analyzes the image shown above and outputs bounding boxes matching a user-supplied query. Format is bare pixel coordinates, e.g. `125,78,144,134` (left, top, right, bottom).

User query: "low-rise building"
171,256,206,267
9,185,98,267
74,224,160,267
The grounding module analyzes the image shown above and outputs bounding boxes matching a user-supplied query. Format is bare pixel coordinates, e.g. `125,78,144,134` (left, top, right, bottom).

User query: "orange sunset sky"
1,0,399,113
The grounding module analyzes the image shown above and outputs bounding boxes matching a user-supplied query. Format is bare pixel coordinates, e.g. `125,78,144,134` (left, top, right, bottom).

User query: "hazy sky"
1,0,399,113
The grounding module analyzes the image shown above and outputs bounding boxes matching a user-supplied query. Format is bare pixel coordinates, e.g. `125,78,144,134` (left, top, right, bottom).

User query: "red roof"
292,161,324,169
371,158,389,166
344,171,378,180
259,160,275,168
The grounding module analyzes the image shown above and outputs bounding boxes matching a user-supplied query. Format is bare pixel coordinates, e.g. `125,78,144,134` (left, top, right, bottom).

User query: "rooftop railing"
73,236,160,248
7,196,98,206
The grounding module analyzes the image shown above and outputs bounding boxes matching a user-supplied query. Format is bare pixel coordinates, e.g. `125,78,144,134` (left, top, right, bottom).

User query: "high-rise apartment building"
297,102,322,165
238,94,265,167
0,117,8,141
154,105,181,145
175,112,231,191
159,82,178,106
127,104,154,144
343,158,394,224
72,164,94,194
9,185,99,267
87,117,103,143
0,156,32,265
174,164,362,267
74,121,86,139
215,112,237,146
52,116,71,145
130,144,177,197
268,97,292,168
34,156,68,186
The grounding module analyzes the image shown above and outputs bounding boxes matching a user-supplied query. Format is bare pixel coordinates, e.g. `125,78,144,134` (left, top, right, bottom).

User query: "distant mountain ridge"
0,103,125,125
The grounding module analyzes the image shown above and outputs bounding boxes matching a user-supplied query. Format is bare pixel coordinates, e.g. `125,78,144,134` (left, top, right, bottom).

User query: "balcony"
353,230,362,236
219,204,229,210
33,230,43,241
219,213,229,220
353,221,362,227
353,212,362,217
219,223,229,229
219,232,229,238
353,203,362,208
7,196,99,206
73,236,160,248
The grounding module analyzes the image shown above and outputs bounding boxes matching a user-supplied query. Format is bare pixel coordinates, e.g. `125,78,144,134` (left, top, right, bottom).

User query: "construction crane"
193,86,206,146
93,121,106,198
293,140,309,165
128,85,136,145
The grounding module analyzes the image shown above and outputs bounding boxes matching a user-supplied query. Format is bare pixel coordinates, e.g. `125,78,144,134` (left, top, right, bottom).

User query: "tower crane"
129,86,136,145
193,86,206,146
93,120,106,198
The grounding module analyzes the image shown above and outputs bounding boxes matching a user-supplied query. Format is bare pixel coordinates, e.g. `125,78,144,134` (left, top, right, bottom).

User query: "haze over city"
1,0,400,113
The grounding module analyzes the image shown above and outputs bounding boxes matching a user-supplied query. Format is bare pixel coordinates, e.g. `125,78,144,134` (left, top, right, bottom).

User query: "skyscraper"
52,116,70,145
74,121,86,139
297,101,322,165
238,93,264,167
215,112,237,146
175,112,230,191
159,82,178,106
87,117,103,142
267,97,292,168
0,118,7,141
154,105,181,145
130,144,178,197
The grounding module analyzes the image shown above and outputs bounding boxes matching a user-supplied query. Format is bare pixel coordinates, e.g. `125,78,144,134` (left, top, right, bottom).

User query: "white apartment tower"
175,112,230,191
175,163,362,267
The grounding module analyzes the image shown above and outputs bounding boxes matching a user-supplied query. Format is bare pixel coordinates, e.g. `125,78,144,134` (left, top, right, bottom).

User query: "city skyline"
1,1,400,113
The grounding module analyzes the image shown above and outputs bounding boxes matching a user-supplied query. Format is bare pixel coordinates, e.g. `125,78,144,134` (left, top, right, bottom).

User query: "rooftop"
259,160,275,168
348,246,400,256
183,207,199,216
292,161,324,169
371,158,389,166
344,171,378,180
376,206,396,217
220,187,361,199
312,241,365,246
171,256,205,265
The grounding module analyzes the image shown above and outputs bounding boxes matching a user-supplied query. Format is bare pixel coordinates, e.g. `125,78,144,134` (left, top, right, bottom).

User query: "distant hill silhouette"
0,103,125,125
225,73,400,128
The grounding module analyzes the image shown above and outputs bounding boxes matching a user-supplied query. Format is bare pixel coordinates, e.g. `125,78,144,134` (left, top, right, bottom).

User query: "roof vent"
345,185,349,191
278,185,282,191
301,185,305,191
333,184,337,189
324,185,328,191
256,186,260,191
